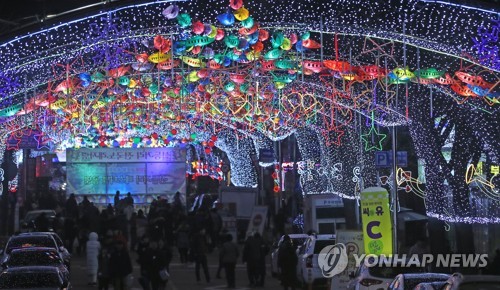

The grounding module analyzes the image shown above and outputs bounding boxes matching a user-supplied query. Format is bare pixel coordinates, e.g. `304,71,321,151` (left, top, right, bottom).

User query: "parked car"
296,234,337,288
388,273,450,290
20,210,57,232
442,273,500,290
414,281,448,290
17,232,71,270
0,266,70,289
270,234,309,277
1,247,70,282
347,257,424,290
0,234,58,265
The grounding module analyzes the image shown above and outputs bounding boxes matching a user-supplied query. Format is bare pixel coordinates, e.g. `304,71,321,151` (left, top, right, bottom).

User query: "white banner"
330,230,364,290
67,147,186,163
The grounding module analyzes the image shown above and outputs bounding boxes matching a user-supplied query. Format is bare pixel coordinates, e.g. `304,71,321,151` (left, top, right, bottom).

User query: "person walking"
145,241,168,290
220,234,239,289
86,232,101,286
254,232,269,287
278,235,298,290
192,229,210,284
97,244,111,290
176,222,190,264
109,240,133,290
242,234,260,287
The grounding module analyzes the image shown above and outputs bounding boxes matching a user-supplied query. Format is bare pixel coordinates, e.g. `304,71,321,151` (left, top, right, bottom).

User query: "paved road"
69,247,283,290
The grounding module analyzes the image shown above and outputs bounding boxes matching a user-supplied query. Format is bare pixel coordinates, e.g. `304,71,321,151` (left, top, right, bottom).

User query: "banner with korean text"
360,187,393,256
66,148,186,199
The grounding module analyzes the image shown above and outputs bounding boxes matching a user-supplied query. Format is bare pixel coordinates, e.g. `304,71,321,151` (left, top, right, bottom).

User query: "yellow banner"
360,187,393,255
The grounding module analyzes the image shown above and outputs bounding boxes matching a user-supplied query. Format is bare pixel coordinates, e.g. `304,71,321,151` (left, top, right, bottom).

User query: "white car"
270,234,308,277
347,257,424,290
296,234,336,288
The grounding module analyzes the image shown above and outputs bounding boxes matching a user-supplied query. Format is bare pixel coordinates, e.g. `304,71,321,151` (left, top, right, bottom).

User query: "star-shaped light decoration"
361,124,387,151
6,133,21,150
34,131,52,150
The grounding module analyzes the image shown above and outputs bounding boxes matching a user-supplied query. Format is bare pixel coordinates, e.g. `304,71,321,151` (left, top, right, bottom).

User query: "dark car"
0,235,58,265
1,247,70,282
17,232,71,270
0,266,69,289
20,210,57,232
443,273,500,290
388,273,450,290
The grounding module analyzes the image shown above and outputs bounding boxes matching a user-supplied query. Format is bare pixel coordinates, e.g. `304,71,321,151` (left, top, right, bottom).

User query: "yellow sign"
491,165,499,175
360,187,393,256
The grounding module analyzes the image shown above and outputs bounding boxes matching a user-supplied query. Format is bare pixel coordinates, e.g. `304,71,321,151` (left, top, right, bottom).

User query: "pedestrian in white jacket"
86,232,101,286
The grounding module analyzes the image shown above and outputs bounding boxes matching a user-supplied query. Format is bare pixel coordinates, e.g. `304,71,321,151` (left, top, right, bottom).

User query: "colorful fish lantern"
163,5,179,19
414,68,443,79
224,35,239,48
271,32,284,48
153,35,171,53
392,67,415,80
302,39,321,49
241,16,254,29
258,29,269,41
264,48,283,60
192,21,205,35
217,11,235,26
295,40,307,53
148,52,170,63
280,38,292,50
177,13,192,28
230,0,243,10
215,29,225,41
234,7,249,21
181,56,204,68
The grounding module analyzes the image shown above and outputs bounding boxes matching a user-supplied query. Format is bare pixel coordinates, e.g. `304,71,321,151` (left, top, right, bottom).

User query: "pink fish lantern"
230,0,243,10
215,29,225,41
289,33,298,44
192,20,204,35
162,5,179,19
191,46,202,54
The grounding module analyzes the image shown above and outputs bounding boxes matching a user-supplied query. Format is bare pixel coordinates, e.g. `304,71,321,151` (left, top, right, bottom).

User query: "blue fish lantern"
79,73,91,87
203,48,215,59
248,31,259,45
223,56,232,67
217,11,235,26
187,83,196,93
238,38,249,50
295,40,307,53
173,42,187,55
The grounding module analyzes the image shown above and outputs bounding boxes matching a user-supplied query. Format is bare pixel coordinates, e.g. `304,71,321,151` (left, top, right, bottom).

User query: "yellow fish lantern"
234,7,249,21
128,79,137,88
246,50,260,61
50,98,67,110
187,71,200,82
181,56,204,67
280,38,292,50
148,52,170,64
392,67,415,80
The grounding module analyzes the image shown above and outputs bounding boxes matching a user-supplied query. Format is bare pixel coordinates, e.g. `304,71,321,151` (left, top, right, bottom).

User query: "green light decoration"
361,113,387,151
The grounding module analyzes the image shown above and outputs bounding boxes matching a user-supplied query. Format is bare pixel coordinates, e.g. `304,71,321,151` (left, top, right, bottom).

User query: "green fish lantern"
264,49,283,60
275,59,297,70
180,35,215,48
224,35,240,48
414,68,444,79
91,72,106,83
301,31,310,40
271,72,296,83
271,32,284,49
241,16,254,29
392,67,415,80
118,76,130,86
177,13,192,28
224,82,236,92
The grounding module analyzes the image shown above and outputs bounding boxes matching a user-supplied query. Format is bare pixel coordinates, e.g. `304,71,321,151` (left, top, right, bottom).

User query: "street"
69,247,283,290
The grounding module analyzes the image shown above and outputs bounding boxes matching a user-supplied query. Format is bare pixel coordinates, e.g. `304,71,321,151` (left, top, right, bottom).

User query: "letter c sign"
367,221,382,239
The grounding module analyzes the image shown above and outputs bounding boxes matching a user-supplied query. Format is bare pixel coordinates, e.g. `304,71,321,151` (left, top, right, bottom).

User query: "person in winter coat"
220,234,239,289
176,222,190,264
254,232,269,287
98,245,111,290
278,235,298,290
86,232,101,286
109,240,133,290
145,241,168,290
242,234,260,287
192,229,210,283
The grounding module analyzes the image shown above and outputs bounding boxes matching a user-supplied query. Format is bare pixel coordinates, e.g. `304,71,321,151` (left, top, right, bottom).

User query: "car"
0,266,70,289
20,210,57,232
414,281,448,290
388,273,450,290
270,234,309,277
17,232,71,270
442,273,500,290
1,247,70,282
347,257,425,290
296,234,337,288
0,234,59,265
